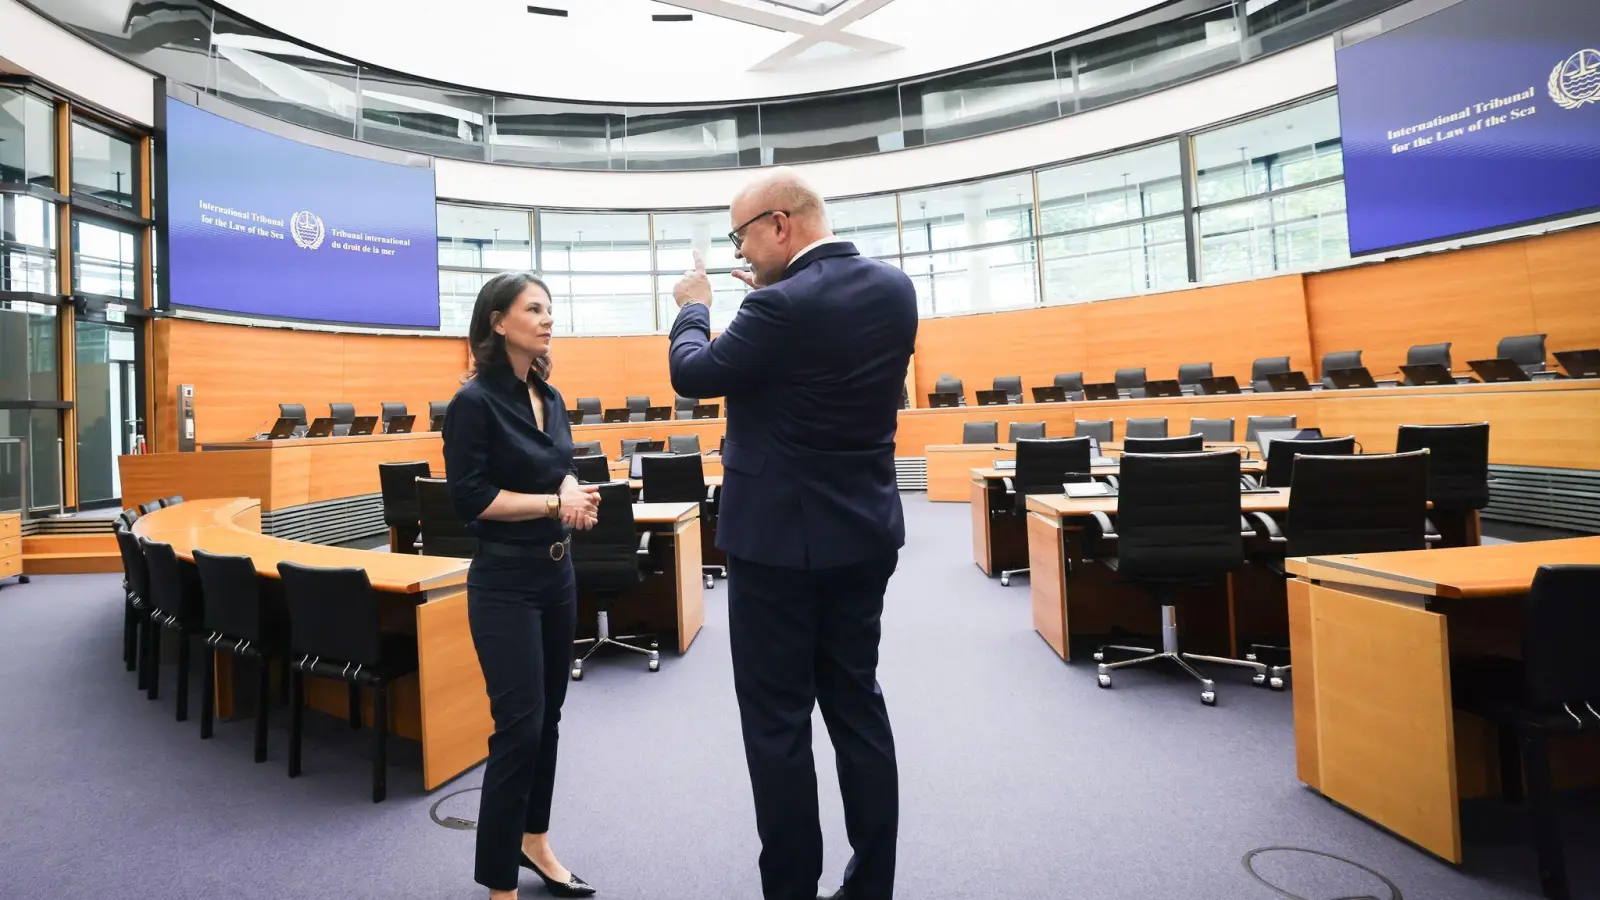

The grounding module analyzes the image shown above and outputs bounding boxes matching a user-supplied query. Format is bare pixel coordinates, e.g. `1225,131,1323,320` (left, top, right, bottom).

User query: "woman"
443,272,602,899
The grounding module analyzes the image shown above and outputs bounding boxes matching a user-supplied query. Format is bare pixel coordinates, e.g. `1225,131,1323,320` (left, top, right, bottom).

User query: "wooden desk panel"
1288,536,1600,864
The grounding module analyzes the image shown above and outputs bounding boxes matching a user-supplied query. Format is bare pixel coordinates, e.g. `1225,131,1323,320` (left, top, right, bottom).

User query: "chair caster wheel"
17,575,29,584
1000,575,1009,586
1245,652,1257,662
1093,651,1105,662
1269,677,1285,691
648,659,660,672
1201,691,1216,706
705,575,715,589
1097,673,1112,688
570,667,583,681
1252,672,1266,686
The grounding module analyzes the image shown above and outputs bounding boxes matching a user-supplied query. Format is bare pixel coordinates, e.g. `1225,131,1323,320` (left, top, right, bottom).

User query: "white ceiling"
216,0,1168,103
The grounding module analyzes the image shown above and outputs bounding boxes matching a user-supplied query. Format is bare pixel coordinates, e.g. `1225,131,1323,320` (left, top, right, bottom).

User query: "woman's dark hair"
467,271,555,381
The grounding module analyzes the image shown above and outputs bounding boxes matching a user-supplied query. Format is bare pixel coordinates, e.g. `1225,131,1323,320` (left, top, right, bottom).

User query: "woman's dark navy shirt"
443,362,576,547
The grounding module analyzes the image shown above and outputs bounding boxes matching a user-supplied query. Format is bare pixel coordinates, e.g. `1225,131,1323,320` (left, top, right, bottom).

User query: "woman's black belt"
476,535,570,562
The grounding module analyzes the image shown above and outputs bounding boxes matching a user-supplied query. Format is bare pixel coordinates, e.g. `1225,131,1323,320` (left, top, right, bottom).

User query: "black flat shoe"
519,852,597,897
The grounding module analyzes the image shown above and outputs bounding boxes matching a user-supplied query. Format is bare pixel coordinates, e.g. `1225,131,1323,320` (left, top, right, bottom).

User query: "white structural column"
963,187,991,311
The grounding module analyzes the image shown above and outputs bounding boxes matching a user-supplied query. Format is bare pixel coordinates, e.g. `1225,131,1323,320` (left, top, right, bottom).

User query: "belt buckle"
549,538,567,562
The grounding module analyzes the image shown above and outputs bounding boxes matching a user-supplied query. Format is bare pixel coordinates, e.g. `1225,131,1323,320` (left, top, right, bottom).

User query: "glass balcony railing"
30,0,1402,171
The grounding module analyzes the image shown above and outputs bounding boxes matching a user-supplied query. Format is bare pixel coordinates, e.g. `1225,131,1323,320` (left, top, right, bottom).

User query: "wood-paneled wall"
912,275,1314,402
152,224,1600,448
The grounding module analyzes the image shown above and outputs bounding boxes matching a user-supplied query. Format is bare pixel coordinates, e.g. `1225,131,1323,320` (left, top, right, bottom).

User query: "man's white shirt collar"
787,236,841,269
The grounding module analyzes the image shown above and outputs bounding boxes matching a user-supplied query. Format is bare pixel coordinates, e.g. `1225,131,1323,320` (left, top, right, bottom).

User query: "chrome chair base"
999,566,1028,586
1092,605,1269,705
703,565,727,589
571,610,659,680
1246,642,1291,690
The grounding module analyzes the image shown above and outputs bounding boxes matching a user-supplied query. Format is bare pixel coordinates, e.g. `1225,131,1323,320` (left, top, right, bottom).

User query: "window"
0,89,55,189
1,195,58,294
652,211,748,331
1194,96,1348,280
360,72,489,160
0,300,61,512
490,98,624,170
208,7,362,139
1072,2,1241,112
437,204,533,270
72,219,138,300
622,107,750,171
538,212,655,335
827,195,900,258
760,88,903,165
899,174,1037,314
438,270,490,337
903,53,1061,145
70,123,137,209
1037,142,1187,303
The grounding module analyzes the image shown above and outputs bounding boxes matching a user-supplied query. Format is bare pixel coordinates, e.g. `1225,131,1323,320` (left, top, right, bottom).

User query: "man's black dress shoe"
519,852,597,897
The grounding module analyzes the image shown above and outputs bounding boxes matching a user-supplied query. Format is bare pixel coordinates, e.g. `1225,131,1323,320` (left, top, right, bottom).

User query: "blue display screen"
1336,0,1600,256
164,98,440,328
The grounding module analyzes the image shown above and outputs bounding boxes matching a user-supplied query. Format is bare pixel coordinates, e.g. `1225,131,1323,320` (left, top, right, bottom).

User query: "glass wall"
37,0,1404,170
431,94,1348,335
1038,142,1187,305
1,194,58,294
1194,94,1347,281
72,218,139,299
70,123,137,208
0,89,55,188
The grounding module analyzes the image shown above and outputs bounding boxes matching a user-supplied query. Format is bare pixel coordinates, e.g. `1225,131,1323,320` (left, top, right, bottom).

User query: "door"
75,320,136,508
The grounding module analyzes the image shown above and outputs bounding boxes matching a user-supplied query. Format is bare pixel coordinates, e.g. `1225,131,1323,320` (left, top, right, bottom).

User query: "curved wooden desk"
131,497,705,792
133,498,479,790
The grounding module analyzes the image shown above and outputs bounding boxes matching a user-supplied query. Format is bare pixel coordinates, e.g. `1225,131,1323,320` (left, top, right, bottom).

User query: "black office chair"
138,500,163,515
1251,356,1291,392
1189,418,1235,442
1320,350,1363,388
963,421,998,444
139,537,207,720
1008,422,1045,442
1177,363,1213,392
572,440,603,458
1114,367,1147,399
620,438,657,459
379,402,407,427
1245,415,1297,445
114,527,152,686
1054,373,1084,401
1498,334,1548,375
1083,451,1257,705
573,455,611,484
194,548,284,762
934,375,965,406
993,376,1024,404
1074,420,1113,443
279,403,308,427
163,495,185,506
576,397,602,419
1397,423,1489,544
416,477,478,557
1247,451,1432,688
641,453,723,587
998,438,1093,586
667,434,701,454
329,403,356,437
428,401,449,425
378,461,431,555
1124,434,1204,454
626,396,651,423
1262,436,1356,488
674,396,698,420
1450,564,1600,900
1405,342,1453,384
570,482,659,679
1125,417,1168,439
278,561,418,803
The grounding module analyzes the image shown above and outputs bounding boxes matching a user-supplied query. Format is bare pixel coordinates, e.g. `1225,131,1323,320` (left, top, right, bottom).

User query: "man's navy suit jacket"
668,240,918,571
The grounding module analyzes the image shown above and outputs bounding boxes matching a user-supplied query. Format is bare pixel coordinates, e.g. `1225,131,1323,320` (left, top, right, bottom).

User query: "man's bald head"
729,167,835,287
733,168,829,231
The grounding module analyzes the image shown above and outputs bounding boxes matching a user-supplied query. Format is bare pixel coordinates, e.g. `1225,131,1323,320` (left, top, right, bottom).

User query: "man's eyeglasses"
728,209,786,251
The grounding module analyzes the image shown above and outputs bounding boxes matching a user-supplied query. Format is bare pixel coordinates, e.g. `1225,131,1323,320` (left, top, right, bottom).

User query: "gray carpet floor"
0,495,1593,900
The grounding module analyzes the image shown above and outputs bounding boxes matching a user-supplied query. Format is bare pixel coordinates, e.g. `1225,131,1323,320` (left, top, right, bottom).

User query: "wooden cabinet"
0,514,20,581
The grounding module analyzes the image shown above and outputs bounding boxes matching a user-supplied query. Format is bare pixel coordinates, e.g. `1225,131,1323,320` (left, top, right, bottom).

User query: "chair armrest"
1248,511,1287,543
1099,474,1119,490
636,531,653,559
704,484,718,504
1241,474,1260,489
1239,516,1257,539
1424,517,1442,544
1002,477,1016,495
1089,510,1118,540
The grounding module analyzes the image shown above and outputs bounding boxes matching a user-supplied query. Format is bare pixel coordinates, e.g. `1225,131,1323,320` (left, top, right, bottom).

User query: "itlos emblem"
290,210,326,250
1549,49,1600,110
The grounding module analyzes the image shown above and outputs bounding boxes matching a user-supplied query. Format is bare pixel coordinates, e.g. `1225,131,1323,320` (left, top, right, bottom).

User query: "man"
669,169,917,900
